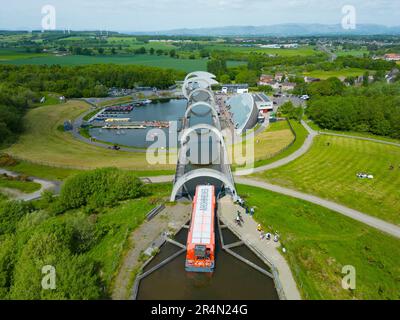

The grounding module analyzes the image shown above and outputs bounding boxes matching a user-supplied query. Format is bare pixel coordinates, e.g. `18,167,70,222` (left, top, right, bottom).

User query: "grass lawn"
235,120,308,170
230,120,294,167
303,68,366,79
3,100,175,172
254,135,400,225
0,176,41,193
305,118,400,145
1,161,82,181
237,184,400,300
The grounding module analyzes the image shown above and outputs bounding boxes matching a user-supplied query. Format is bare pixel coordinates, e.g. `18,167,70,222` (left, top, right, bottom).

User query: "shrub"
0,235,16,299
0,154,17,167
10,230,102,300
58,168,144,212
0,201,34,235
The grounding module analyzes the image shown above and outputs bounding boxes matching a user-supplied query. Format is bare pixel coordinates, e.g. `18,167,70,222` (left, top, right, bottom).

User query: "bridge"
170,71,237,201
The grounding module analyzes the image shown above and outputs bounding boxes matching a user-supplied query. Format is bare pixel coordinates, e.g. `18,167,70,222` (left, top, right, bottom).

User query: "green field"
254,135,400,225
3,100,175,172
0,48,50,61
0,54,207,72
334,49,369,57
238,184,400,300
303,68,366,79
203,44,318,57
0,53,244,72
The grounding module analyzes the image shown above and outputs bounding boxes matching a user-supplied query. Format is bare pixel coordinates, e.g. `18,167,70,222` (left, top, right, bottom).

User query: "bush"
0,235,16,299
10,230,102,300
0,154,17,167
0,201,34,235
58,168,144,212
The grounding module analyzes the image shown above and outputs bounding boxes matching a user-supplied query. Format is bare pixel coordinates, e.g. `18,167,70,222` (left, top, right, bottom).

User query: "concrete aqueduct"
170,72,237,201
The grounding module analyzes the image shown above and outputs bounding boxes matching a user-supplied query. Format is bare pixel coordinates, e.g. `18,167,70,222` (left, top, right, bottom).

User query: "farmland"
303,68,366,79
0,51,245,72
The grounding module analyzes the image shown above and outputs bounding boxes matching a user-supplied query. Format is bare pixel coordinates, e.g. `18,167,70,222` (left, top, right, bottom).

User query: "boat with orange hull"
185,185,216,273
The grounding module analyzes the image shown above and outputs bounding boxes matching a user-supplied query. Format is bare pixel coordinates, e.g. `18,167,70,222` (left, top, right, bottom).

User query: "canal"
136,222,279,300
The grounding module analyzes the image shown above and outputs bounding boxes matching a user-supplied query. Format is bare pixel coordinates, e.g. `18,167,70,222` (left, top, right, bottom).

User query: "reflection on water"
136,224,278,300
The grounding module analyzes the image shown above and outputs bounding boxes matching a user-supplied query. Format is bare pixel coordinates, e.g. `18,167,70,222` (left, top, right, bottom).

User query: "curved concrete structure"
170,168,236,201
172,71,236,201
180,124,226,148
184,101,219,119
183,76,218,99
188,88,216,105
184,71,217,83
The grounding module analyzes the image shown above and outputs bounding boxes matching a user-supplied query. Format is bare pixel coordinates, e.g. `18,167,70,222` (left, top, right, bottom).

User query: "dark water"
136,224,278,300
89,99,186,148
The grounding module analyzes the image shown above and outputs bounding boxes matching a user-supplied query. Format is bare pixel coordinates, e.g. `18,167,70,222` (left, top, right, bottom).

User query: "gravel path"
0,169,60,201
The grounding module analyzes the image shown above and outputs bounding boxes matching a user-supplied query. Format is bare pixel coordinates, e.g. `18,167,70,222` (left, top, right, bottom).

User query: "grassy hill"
254,135,400,225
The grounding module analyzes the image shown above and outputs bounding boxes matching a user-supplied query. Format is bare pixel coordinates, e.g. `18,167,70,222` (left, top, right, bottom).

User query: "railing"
146,204,166,221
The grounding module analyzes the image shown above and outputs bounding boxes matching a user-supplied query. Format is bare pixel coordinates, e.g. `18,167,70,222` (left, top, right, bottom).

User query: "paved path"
218,196,301,300
235,177,400,239
234,120,318,175
0,169,60,201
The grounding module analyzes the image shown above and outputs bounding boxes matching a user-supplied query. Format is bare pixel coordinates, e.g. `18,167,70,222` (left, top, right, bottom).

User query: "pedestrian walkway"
234,120,318,175
0,169,59,201
218,196,301,300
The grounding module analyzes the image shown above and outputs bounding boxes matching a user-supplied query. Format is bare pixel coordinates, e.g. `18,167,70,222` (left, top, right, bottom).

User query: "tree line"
0,64,181,146
307,81,400,139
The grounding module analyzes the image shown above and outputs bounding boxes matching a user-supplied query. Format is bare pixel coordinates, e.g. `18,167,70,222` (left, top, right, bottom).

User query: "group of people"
257,224,279,243
356,172,374,179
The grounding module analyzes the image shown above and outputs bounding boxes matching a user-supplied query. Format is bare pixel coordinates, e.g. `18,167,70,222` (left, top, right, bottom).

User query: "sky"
1,0,399,31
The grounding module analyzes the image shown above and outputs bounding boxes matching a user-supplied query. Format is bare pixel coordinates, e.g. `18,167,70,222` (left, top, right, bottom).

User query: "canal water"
89,99,187,148
136,223,279,300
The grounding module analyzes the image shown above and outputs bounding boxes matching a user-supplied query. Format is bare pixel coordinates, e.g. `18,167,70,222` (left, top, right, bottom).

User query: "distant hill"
130,24,400,37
